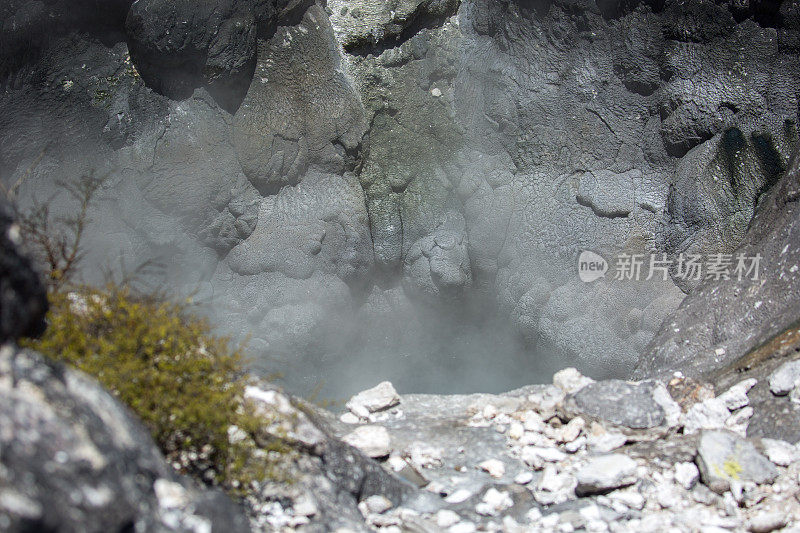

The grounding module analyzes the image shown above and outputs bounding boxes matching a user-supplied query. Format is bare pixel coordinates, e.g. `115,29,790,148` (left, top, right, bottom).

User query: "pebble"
587,433,627,452
358,495,393,515
760,438,798,466
608,488,645,510
674,461,700,489
683,398,730,434
339,412,360,424
768,360,800,396
553,367,594,394
514,471,534,485
508,422,525,440
717,379,757,411
478,459,506,478
346,382,400,418
405,442,443,469
342,425,392,458
746,511,788,533
522,446,567,466
475,488,512,516
557,417,585,443
575,454,638,495
444,489,472,504
436,510,461,528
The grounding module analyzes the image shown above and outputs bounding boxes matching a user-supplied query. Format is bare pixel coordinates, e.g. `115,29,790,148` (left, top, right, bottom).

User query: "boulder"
0,346,249,532
695,430,778,494
564,380,667,429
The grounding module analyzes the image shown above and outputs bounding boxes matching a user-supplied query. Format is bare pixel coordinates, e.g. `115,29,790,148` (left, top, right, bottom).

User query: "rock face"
3,0,800,396
635,147,800,381
126,0,257,110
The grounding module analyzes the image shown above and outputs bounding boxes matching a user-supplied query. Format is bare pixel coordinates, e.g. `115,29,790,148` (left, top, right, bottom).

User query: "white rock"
339,412,360,424
557,417,585,443
342,425,391,458
575,454,638,495
522,410,545,432
476,488,512,516
769,360,800,396
565,436,587,453
520,432,556,448
526,508,543,522
579,504,602,521
717,379,757,411
431,87,443,97
587,433,627,452
656,484,681,509
293,497,318,517
683,398,730,434
448,522,476,533
674,461,700,489
386,454,406,472
436,510,461,528
508,422,525,440
761,438,799,466
746,511,788,532
358,495,393,516
346,381,400,416
652,383,683,428
537,465,576,494
553,368,594,394
540,513,560,528
444,489,472,504
514,471,534,485
607,488,645,510
405,442,443,469
522,446,567,467
478,459,506,478
482,404,498,420
725,406,754,437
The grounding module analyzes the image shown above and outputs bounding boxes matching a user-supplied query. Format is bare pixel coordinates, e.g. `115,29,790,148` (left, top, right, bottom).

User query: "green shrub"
22,284,287,492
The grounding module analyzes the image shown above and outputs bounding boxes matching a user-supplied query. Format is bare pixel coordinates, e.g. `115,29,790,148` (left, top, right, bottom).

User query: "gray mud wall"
2,0,798,398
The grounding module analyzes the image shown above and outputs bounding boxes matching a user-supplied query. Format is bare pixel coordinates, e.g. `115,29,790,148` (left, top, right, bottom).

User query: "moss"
22,285,290,493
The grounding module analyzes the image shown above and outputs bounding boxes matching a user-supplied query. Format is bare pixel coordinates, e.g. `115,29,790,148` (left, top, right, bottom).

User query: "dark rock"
635,146,800,381
232,4,367,193
564,380,666,429
125,0,259,111
0,346,250,533
0,200,47,344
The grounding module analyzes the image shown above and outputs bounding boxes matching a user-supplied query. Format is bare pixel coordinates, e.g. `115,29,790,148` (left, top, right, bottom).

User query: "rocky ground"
249,364,800,532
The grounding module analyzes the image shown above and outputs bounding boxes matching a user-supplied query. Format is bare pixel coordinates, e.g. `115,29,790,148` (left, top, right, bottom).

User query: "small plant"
11,172,104,290
22,285,288,491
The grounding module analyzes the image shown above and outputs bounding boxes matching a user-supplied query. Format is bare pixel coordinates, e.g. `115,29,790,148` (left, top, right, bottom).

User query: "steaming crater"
2,0,798,399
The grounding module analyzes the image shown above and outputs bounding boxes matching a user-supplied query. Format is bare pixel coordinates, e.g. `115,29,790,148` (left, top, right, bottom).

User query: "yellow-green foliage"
22,284,285,492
